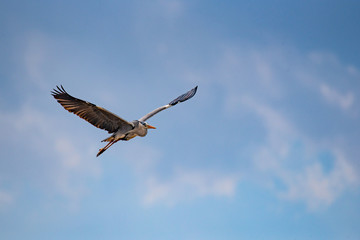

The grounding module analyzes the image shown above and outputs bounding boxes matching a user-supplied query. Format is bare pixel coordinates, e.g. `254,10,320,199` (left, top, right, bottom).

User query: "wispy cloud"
0,191,13,209
8,27,360,211
143,168,239,206
279,150,358,210
240,95,358,210
157,0,184,18
120,142,239,206
320,83,354,110
116,45,360,209
0,104,101,209
23,31,51,90
213,46,360,209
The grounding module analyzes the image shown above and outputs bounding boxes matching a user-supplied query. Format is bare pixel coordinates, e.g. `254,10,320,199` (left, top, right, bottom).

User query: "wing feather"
168,86,198,106
51,85,133,133
139,86,198,122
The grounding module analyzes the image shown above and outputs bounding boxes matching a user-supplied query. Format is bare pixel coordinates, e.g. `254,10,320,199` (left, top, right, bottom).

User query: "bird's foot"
97,148,105,157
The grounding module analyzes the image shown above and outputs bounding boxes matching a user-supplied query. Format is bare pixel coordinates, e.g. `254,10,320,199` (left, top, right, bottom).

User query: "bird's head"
140,121,156,129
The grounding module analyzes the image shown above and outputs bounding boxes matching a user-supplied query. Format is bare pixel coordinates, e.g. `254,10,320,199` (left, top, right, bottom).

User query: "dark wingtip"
169,85,198,106
51,85,67,97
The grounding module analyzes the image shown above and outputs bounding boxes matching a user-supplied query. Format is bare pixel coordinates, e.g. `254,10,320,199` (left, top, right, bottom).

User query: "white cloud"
23,31,51,90
213,46,359,209
12,29,360,210
241,96,295,152
320,83,354,110
0,104,101,208
0,30,112,209
0,191,14,209
215,46,286,99
55,138,83,170
122,142,162,174
240,97,359,209
143,168,239,206
120,142,239,206
214,47,359,112
279,150,357,210
347,65,360,76
157,0,184,18
128,45,360,209
134,0,184,23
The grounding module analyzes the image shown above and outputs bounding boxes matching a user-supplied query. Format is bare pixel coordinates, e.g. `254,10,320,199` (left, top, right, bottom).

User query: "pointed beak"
146,124,156,129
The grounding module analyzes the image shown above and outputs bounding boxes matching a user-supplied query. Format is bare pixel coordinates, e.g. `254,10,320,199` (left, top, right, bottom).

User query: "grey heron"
51,85,198,157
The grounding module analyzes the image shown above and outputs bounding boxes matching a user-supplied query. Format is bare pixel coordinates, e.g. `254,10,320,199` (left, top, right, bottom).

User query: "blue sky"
1,0,360,239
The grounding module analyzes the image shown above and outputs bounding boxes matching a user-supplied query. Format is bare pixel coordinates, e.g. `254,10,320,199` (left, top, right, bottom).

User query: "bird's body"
101,120,151,142
51,85,197,157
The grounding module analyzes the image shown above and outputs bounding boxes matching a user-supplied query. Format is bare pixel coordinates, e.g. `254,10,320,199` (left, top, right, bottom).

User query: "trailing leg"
97,139,118,157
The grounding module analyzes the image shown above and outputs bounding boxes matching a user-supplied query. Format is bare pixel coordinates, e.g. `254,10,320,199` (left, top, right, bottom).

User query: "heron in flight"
51,85,198,157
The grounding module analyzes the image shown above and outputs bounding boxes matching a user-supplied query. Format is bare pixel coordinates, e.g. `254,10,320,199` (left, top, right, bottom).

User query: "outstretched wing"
138,86,198,122
51,85,133,133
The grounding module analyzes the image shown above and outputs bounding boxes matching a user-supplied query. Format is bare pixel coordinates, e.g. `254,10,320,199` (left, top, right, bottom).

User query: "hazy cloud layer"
5,35,358,210
0,104,101,208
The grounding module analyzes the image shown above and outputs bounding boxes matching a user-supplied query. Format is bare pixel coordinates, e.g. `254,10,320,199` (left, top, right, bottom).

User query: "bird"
51,85,198,157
